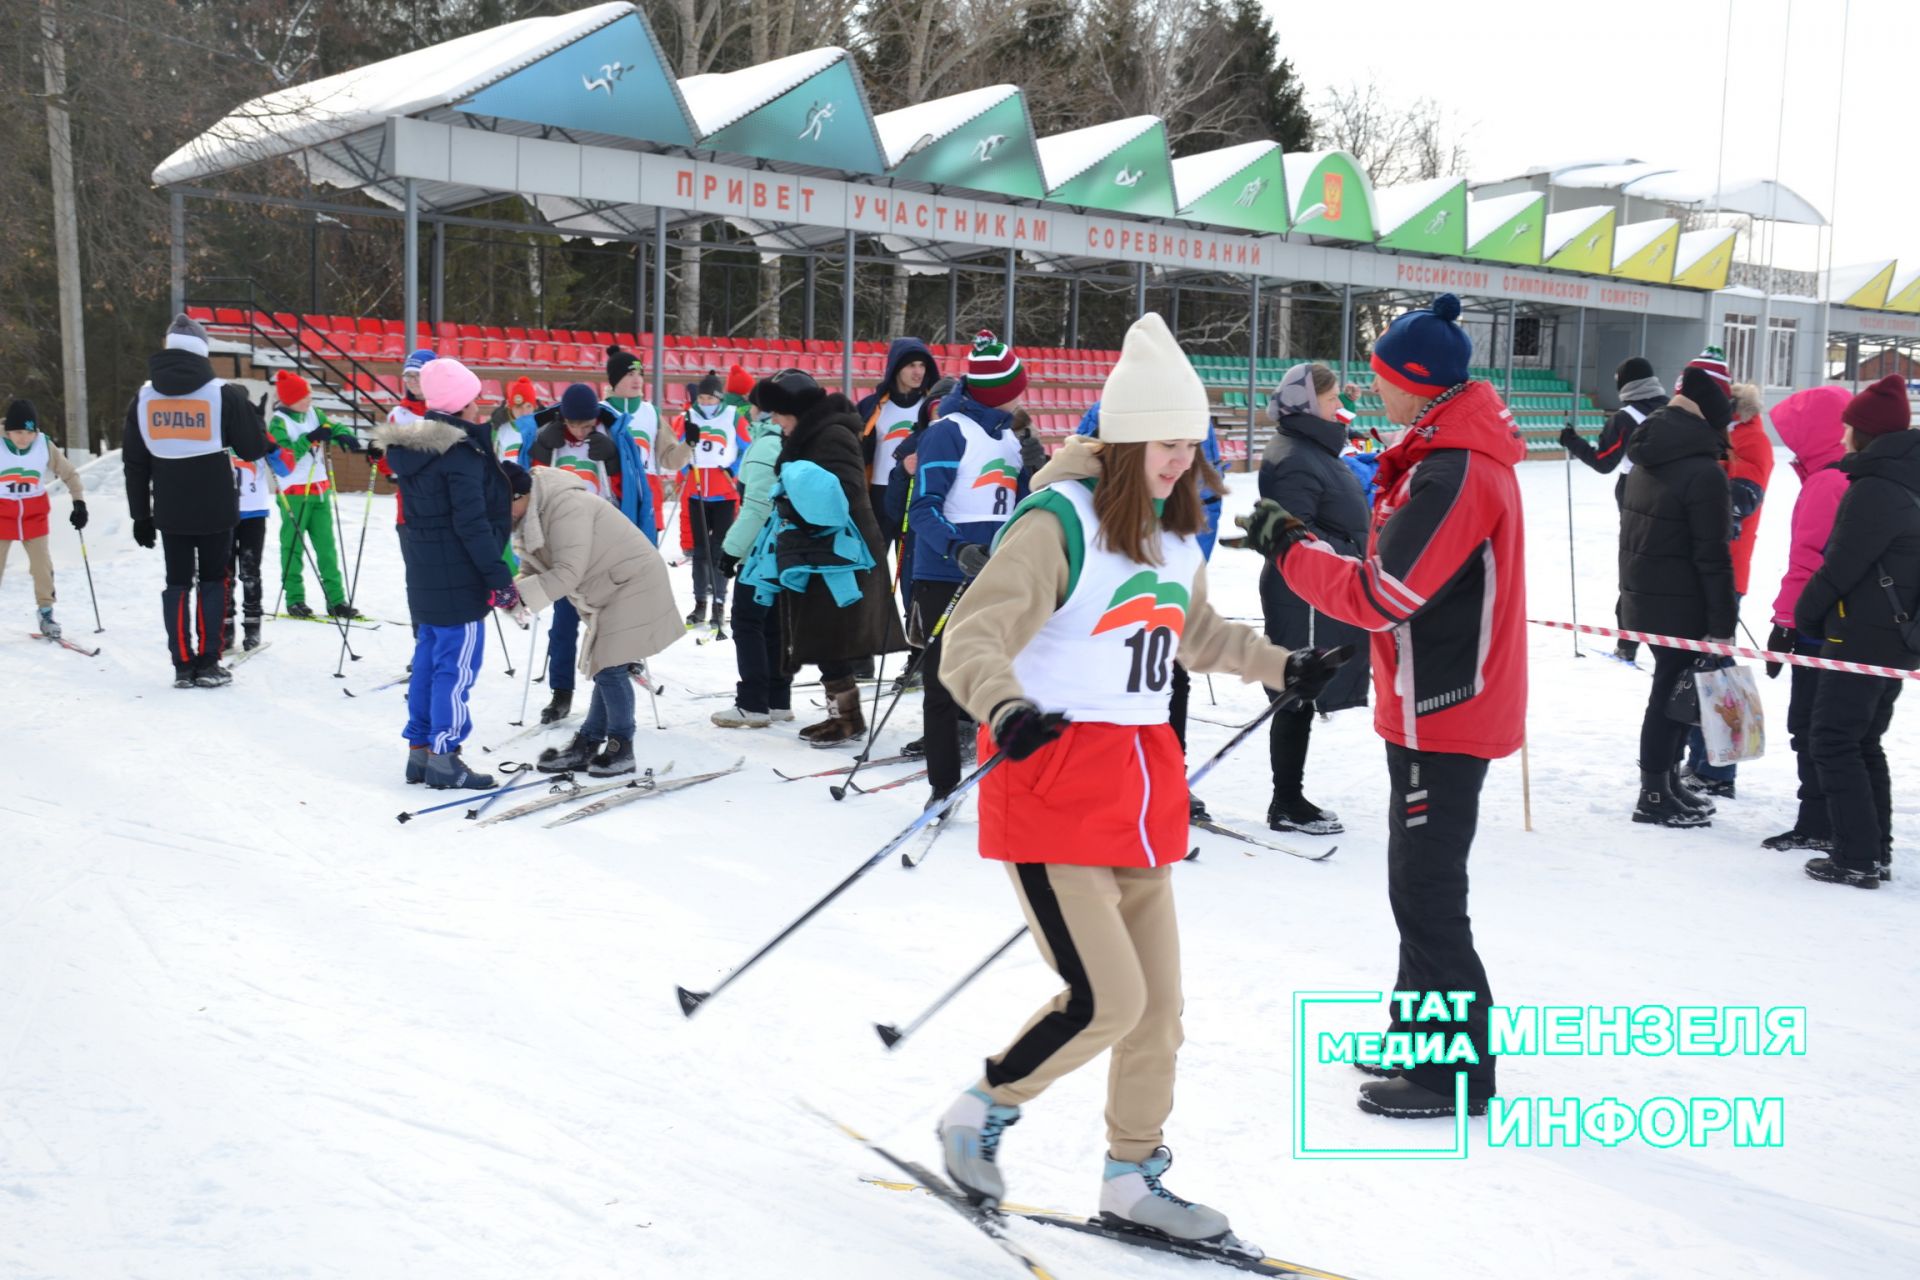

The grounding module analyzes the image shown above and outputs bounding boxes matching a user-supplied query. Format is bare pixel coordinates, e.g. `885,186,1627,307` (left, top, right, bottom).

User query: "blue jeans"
547,596,580,692
580,664,636,742
404,620,485,753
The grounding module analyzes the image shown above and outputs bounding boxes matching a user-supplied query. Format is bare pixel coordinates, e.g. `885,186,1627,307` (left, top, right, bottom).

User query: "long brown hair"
1092,440,1222,565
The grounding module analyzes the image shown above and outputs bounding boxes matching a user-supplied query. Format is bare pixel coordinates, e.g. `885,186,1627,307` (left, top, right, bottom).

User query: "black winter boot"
286,601,315,618
328,600,367,621
1669,768,1716,816
1804,856,1880,890
242,620,263,651
539,688,574,724
425,750,494,791
1357,1076,1489,1118
1762,829,1833,853
803,677,867,747
537,732,596,774
589,736,635,777
1634,769,1711,827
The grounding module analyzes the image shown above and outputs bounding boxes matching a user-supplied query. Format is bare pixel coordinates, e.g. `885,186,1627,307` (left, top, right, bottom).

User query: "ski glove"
1765,624,1795,679
990,700,1069,762
132,517,156,549
488,583,523,612
1696,638,1736,671
1229,499,1309,561
306,426,332,447
1014,427,1048,474
682,419,700,445
956,542,991,578
715,550,740,580
69,500,87,531
1282,644,1353,704
1559,424,1584,452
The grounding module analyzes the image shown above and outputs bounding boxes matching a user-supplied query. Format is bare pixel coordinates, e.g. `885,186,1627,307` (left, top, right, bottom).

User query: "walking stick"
77,527,103,632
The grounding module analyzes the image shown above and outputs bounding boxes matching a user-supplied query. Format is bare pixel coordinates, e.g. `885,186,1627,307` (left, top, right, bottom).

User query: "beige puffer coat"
513,467,682,676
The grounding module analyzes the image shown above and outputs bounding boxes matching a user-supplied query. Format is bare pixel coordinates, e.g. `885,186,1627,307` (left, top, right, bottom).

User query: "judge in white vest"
930,312,1346,1239
121,313,269,688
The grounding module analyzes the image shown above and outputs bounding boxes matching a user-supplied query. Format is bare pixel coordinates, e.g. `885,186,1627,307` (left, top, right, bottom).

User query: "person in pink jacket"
1762,385,1852,853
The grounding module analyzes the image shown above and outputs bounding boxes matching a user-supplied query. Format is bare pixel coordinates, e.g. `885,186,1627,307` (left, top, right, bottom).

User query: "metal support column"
652,207,668,410
430,221,445,327
1135,262,1148,319
1002,247,1017,341
803,254,817,341
1067,278,1081,349
168,191,186,315
1338,284,1353,375
1170,284,1181,337
1639,310,1650,354
945,267,958,344
1571,307,1587,414
1503,300,1517,402
841,230,856,397
632,241,645,341
402,179,419,354
1246,275,1261,465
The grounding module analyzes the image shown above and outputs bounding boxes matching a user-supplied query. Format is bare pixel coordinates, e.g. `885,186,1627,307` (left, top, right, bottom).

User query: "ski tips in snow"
676,986,710,1018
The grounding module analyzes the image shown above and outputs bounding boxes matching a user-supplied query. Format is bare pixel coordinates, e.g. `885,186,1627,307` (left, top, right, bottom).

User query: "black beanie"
4,399,37,433
605,344,638,386
501,461,533,497
1615,356,1654,389
696,369,724,398
750,368,826,417
1679,367,1733,431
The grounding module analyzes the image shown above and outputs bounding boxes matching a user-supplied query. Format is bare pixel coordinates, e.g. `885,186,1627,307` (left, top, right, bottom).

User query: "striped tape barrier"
1529,619,1920,682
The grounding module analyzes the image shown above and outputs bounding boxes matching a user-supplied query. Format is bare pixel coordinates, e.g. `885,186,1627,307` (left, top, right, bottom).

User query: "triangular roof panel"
457,9,694,146
1886,266,1920,313
1543,205,1615,272
1672,228,1737,290
1037,117,1174,217
1826,260,1897,309
878,86,1046,199
1375,178,1466,255
681,47,885,175
1466,191,1545,264
1281,150,1375,242
1172,142,1288,234
1611,218,1680,283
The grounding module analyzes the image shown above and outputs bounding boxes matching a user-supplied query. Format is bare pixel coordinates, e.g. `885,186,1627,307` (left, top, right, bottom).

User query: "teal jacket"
740,459,876,608
724,414,784,559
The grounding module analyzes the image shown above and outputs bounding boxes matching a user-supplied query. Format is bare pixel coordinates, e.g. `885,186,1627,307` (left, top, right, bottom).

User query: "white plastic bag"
1696,665,1766,765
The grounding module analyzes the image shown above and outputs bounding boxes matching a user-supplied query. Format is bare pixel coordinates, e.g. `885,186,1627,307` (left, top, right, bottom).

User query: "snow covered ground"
3,447,1915,1280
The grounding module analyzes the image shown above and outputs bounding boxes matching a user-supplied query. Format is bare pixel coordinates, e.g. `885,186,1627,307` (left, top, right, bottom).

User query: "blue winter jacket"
740,459,876,608
1074,400,1224,557
605,402,657,543
908,387,1032,584
373,412,513,627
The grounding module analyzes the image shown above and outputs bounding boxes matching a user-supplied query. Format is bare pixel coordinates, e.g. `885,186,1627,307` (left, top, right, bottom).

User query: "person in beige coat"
512,465,681,776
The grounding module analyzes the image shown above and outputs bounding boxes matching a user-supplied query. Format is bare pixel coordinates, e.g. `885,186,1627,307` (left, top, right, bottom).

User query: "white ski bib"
552,438,611,501
610,399,665,475
274,409,332,488
0,434,49,501
940,412,1024,526
232,454,271,516
1010,481,1204,725
869,399,919,485
688,405,741,472
136,379,225,460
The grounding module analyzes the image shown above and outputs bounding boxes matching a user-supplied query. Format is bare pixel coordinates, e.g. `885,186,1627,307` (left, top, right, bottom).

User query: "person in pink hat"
371,357,521,791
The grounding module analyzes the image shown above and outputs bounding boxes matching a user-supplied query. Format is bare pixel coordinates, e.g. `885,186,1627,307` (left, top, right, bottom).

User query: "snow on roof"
1513,156,1641,181
1035,116,1159,191
151,2,632,187
1467,190,1541,244
1170,141,1277,209
1674,226,1736,271
873,85,1019,167
1542,205,1612,257
678,46,846,136
1824,259,1897,303
1554,161,1677,191
1611,217,1678,263
1373,178,1463,237
1623,172,1825,225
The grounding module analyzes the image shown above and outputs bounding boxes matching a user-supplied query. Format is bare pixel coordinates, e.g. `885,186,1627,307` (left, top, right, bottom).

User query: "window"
1723,312,1757,382
1766,317,1797,388
1724,312,1797,387
1514,316,1541,358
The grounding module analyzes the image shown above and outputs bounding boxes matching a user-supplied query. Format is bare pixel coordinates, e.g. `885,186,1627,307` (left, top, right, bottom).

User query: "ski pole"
1185,647,1352,794
832,580,968,801
395,767,561,823
270,488,317,622
511,621,538,726
875,924,1030,1050
676,753,1006,1018
324,448,352,608
638,658,663,730
1205,672,1216,706
76,527,103,632
333,459,381,677
492,609,515,676
1564,417,1582,659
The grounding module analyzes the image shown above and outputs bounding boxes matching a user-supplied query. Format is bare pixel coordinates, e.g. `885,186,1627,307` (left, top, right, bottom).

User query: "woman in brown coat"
513,465,682,776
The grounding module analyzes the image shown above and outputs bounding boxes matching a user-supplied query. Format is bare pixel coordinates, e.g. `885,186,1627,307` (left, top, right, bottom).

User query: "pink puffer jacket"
1769,386,1851,626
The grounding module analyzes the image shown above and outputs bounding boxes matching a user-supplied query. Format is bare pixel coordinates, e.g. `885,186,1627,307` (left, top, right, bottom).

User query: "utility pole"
41,0,89,454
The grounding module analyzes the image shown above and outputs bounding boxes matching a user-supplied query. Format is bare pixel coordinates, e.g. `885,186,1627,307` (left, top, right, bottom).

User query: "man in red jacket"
1238,293,1527,1119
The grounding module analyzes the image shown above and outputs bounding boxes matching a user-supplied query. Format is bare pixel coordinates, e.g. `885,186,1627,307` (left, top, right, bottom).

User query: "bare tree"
1314,80,1473,186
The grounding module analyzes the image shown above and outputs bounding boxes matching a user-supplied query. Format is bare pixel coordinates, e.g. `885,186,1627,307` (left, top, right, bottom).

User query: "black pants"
224,517,266,632
162,528,233,671
731,578,791,714
687,500,737,605
1385,742,1495,1098
1640,645,1695,771
1268,702,1315,808
1811,670,1903,869
1168,662,1191,753
1784,640,1831,837
915,578,965,795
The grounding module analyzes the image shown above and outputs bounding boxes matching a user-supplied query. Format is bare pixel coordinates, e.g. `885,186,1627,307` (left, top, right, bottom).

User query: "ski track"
2,452,1916,1279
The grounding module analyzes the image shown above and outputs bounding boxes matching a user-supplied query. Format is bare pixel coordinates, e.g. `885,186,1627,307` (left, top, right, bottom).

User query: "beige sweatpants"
979,860,1183,1163
0,536,55,608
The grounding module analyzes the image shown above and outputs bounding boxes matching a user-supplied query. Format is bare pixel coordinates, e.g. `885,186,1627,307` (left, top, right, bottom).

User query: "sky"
1266,0,1911,278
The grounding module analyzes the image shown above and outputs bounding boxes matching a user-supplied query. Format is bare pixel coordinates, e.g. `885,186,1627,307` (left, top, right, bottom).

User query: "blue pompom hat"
403,347,438,373
1370,293,1472,397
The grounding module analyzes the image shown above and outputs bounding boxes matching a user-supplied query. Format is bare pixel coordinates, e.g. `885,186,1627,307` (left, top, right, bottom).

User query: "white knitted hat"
1096,313,1210,443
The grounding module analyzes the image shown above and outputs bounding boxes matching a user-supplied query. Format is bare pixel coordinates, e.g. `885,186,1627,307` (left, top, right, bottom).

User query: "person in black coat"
122,313,269,687
1257,362,1371,834
753,369,907,746
1793,375,1920,889
1563,355,1669,662
883,374,959,629
370,358,516,792
1616,352,1736,828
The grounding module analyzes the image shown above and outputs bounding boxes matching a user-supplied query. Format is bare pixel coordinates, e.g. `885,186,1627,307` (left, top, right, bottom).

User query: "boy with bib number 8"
931,313,1342,1244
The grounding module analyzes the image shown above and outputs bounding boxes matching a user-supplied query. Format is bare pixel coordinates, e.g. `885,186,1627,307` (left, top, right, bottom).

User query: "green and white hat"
965,330,1028,408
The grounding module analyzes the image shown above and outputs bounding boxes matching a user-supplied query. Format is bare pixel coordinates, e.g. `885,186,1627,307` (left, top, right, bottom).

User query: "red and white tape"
1528,619,1920,682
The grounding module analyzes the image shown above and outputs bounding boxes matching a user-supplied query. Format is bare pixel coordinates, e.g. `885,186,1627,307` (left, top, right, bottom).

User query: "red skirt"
977,720,1189,868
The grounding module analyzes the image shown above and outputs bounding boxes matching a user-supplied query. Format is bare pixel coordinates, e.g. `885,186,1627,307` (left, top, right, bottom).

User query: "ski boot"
173,663,196,689
36,605,60,640
539,688,574,725
588,736,635,777
685,602,707,627
1762,829,1833,853
1098,1146,1232,1243
1357,1075,1489,1118
242,621,263,651
537,733,596,774
222,617,237,654
328,600,367,621
193,662,233,688
1188,793,1211,823
1633,770,1710,828
709,598,726,629
425,750,494,791
938,1087,1020,1208
901,735,926,758
710,703,771,729
286,601,315,618
1268,797,1342,836
406,745,429,784
1804,856,1880,890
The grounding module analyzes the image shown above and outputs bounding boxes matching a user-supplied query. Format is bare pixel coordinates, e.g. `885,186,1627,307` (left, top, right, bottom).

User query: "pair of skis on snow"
469,757,744,828
28,632,100,657
771,752,928,793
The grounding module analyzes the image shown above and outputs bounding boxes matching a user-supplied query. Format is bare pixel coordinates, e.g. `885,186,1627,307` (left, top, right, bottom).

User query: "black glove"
1015,427,1048,474
1282,645,1353,704
991,700,1069,761
1731,477,1764,521
682,419,699,445
306,426,331,447
1559,424,1584,452
1765,624,1794,679
132,517,156,549
1231,499,1309,560
69,500,88,531
340,435,369,454
715,549,740,580
1697,637,1735,670
956,542,991,578
366,444,385,462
